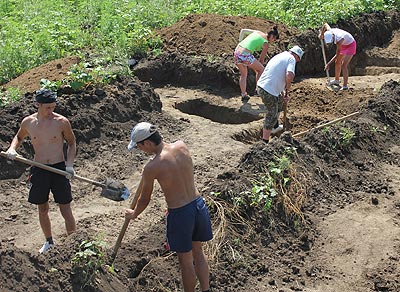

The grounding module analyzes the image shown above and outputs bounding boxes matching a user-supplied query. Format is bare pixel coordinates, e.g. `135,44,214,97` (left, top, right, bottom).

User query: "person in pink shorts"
319,23,357,90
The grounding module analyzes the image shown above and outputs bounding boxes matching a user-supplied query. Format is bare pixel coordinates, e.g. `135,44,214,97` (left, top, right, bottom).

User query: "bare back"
146,141,199,209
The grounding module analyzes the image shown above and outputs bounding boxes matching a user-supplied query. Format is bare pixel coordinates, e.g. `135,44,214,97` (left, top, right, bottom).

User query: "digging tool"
321,37,339,91
271,101,288,137
293,111,360,138
110,176,143,263
282,101,288,131
321,37,330,85
0,151,130,201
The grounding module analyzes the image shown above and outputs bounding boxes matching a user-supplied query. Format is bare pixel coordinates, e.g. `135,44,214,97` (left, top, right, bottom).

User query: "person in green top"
234,26,279,102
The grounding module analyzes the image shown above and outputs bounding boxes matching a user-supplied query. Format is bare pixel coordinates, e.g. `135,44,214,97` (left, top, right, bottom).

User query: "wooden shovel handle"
0,151,106,188
283,102,288,131
320,38,330,82
293,111,360,138
111,176,144,261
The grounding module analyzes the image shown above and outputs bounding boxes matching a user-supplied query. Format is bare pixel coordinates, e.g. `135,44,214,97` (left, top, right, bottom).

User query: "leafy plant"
0,87,21,107
241,147,296,214
64,62,117,90
40,78,62,91
322,126,331,134
249,175,276,213
339,126,355,147
71,237,107,289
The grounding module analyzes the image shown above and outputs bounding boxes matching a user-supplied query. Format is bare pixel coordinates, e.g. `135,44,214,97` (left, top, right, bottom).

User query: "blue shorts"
28,162,72,205
166,196,213,253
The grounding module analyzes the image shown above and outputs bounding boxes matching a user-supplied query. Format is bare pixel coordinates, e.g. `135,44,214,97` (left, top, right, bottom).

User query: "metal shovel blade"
101,178,130,201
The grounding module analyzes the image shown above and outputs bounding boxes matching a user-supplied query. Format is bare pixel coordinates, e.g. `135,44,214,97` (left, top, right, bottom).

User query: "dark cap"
35,89,57,103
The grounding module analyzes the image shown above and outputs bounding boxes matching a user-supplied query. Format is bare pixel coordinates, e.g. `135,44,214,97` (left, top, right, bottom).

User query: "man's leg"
192,241,210,291
177,251,197,292
260,92,279,142
38,202,52,238
59,203,76,235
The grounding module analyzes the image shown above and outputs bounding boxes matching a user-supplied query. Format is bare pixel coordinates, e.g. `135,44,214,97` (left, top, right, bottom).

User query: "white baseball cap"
289,45,304,60
128,122,157,151
324,31,333,43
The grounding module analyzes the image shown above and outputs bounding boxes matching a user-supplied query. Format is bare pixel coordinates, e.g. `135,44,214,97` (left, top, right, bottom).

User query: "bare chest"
27,120,63,146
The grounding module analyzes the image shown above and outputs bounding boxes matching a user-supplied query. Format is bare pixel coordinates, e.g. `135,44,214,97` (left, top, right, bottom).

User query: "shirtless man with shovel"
124,122,213,292
4,88,76,254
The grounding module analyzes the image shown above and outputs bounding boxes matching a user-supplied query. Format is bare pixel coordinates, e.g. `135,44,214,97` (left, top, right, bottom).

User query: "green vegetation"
71,237,107,290
0,0,398,85
321,123,357,150
39,62,118,91
235,147,303,220
339,126,356,146
0,87,21,106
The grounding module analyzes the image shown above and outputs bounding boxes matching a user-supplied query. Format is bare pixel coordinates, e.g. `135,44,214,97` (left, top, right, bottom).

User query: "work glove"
65,166,75,180
5,149,18,160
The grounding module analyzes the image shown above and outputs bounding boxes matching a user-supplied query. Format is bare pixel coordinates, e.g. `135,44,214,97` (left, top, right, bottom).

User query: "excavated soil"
1,11,400,292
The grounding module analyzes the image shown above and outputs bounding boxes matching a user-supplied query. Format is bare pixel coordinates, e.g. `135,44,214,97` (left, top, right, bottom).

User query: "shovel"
282,101,288,131
110,176,143,263
320,38,340,91
0,151,130,201
321,38,330,85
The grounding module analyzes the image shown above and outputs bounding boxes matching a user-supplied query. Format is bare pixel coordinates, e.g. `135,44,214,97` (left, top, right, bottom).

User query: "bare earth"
0,11,400,292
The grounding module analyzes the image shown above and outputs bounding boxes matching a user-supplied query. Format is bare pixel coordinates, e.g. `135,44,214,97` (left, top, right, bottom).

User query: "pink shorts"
340,40,356,56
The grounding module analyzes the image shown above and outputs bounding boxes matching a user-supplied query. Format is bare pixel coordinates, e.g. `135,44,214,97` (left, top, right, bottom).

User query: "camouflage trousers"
257,86,284,129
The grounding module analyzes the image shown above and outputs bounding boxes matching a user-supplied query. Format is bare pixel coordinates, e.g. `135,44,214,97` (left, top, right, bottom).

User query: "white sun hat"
289,45,304,60
128,122,157,151
324,31,334,43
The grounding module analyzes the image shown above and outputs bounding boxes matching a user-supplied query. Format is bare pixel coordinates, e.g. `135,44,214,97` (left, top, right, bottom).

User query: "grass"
0,0,398,85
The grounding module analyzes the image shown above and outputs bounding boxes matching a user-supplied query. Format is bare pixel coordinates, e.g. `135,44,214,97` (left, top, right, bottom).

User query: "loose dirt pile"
1,10,400,292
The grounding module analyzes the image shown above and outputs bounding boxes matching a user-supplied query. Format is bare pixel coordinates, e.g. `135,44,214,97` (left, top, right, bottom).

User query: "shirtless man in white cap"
125,122,213,292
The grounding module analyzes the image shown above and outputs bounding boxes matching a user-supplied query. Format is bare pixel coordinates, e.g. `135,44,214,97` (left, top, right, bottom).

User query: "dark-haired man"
5,89,76,254
125,122,213,292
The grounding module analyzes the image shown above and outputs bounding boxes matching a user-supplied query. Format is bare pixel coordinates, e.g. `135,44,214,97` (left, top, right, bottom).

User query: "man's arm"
125,167,155,220
5,118,29,159
284,71,295,100
62,118,76,167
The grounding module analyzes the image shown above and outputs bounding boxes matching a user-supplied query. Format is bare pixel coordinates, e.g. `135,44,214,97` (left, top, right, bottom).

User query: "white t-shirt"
257,51,296,97
331,28,355,45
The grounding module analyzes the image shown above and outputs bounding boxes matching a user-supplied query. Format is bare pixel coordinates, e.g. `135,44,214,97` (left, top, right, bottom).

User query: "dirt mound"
157,13,295,57
136,10,400,87
2,56,80,94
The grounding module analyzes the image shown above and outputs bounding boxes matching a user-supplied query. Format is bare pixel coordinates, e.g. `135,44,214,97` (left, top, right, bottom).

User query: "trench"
174,98,262,124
